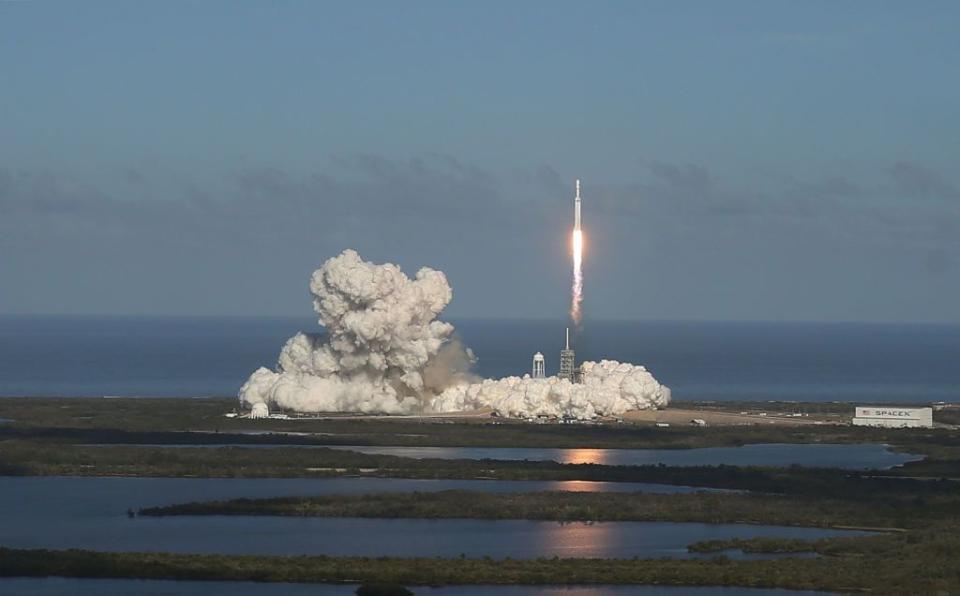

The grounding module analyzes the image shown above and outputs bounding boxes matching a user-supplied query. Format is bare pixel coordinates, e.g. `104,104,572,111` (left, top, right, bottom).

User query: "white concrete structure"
532,352,545,379
250,402,269,419
853,406,933,428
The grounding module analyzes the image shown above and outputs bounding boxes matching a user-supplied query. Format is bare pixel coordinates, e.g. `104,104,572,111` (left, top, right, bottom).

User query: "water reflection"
0,509,871,559
556,449,612,465
108,443,920,470
327,443,919,470
537,480,650,493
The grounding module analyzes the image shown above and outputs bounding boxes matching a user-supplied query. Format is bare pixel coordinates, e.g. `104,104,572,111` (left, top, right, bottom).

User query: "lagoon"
0,477,867,560
326,442,917,469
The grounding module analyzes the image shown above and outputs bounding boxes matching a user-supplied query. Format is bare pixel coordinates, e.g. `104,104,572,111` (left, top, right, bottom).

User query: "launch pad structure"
558,327,581,383
530,327,581,383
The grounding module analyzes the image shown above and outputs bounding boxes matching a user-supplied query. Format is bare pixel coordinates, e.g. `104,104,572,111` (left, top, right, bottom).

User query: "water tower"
532,352,546,379
250,402,269,419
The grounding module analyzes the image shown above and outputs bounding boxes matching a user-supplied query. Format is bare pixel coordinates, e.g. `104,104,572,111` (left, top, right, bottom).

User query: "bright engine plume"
239,249,670,418
571,179,584,328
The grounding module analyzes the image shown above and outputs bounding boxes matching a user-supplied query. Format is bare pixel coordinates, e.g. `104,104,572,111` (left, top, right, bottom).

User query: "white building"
852,406,933,428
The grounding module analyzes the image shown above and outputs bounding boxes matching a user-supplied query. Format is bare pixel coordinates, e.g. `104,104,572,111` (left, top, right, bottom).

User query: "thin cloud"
888,161,960,201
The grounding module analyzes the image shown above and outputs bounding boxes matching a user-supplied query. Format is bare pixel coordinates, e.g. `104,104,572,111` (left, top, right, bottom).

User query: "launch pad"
528,329,583,385
238,178,671,420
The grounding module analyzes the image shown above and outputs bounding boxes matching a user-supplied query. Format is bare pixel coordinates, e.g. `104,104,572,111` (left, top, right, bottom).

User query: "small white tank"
250,402,269,419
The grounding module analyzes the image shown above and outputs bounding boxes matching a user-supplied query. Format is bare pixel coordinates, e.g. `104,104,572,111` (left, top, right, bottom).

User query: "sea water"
0,315,957,402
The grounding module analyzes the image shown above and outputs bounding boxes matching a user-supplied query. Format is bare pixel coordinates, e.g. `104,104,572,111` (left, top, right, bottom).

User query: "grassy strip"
688,537,829,554
683,534,907,556
686,531,927,559
1,396,957,452
136,489,958,530
0,547,837,589
2,537,959,593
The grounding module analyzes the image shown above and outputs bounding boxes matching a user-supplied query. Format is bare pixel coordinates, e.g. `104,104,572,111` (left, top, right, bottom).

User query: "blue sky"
1,1,958,322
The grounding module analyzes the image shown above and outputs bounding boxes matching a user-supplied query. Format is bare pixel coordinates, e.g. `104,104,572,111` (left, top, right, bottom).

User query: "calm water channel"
325,442,917,469
0,477,869,559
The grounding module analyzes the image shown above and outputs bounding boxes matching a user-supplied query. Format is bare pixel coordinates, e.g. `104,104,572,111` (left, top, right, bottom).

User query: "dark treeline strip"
137,489,959,530
2,537,959,593
687,531,930,559
0,547,838,590
0,421,896,450
684,535,904,555
0,426,352,446
689,537,838,554
0,420,887,450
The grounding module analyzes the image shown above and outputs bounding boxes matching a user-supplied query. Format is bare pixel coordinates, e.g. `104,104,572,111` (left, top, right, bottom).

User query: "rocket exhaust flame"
571,179,583,328
572,228,583,326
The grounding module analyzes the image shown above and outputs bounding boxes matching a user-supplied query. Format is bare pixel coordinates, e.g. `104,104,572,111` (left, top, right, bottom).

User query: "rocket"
574,179,581,230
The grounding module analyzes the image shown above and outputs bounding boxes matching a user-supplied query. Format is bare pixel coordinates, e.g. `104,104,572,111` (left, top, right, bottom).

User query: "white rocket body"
574,179,581,230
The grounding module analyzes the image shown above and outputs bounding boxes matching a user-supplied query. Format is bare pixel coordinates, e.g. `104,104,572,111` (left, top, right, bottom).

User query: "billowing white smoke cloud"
239,250,670,418
433,361,670,419
240,249,472,414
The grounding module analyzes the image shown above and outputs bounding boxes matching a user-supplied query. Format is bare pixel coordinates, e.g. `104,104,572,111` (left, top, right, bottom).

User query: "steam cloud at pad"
239,250,671,419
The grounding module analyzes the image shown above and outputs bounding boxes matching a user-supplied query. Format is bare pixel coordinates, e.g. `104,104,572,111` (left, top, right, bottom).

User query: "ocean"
0,315,957,402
